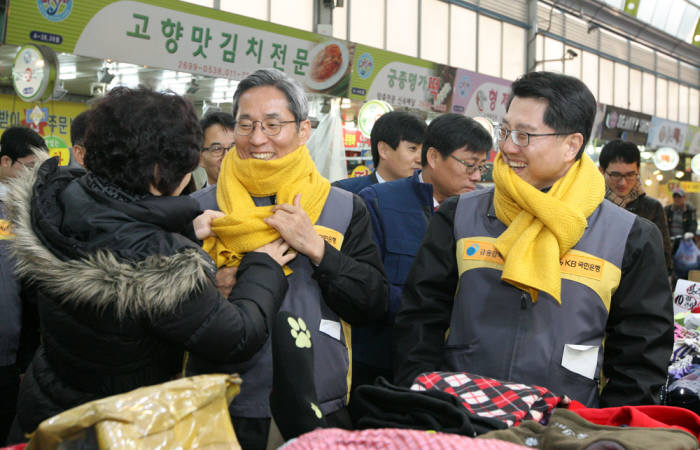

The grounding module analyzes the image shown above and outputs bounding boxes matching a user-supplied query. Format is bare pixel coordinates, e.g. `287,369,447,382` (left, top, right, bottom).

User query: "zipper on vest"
520,292,529,309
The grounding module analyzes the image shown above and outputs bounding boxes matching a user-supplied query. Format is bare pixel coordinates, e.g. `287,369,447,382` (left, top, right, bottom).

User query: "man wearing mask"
393,72,672,408
187,68,388,449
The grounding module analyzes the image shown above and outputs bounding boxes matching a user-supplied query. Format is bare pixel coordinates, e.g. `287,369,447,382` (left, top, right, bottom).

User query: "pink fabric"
281,428,530,450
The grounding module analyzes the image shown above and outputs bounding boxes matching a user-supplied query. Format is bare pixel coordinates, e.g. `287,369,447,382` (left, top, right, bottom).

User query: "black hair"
200,111,236,137
70,110,91,147
508,71,596,159
0,126,48,160
598,139,640,170
421,113,492,166
370,111,427,168
83,87,201,196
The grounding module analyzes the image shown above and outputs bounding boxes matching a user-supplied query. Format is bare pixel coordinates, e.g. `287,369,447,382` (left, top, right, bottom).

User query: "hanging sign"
12,44,59,103
653,147,680,171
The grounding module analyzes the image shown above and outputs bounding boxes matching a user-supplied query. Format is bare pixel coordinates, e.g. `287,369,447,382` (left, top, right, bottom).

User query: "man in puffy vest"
393,71,673,408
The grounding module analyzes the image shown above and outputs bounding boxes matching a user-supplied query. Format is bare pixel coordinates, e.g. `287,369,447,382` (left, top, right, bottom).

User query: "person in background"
333,111,426,194
666,188,697,251
393,71,672,408
197,112,236,193
186,68,388,450
352,113,490,390
0,126,47,444
70,110,90,168
598,139,673,274
4,87,289,444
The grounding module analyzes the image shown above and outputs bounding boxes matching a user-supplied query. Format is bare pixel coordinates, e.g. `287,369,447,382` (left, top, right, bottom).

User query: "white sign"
674,278,700,314
653,147,680,171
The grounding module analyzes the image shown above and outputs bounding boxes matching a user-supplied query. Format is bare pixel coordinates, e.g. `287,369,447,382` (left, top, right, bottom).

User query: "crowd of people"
0,67,681,449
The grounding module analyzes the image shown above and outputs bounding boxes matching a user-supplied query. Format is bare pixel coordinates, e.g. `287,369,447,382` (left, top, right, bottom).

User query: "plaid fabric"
412,372,565,427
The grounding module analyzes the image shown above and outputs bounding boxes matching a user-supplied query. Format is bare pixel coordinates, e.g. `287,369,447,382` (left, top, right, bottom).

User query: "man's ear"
297,120,312,146
377,141,392,161
0,155,13,169
426,147,440,169
598,166,604,174
565,133,584,162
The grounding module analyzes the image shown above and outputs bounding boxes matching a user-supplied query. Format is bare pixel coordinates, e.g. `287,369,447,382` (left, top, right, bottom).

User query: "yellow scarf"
492,151,604,303
203,145,331,274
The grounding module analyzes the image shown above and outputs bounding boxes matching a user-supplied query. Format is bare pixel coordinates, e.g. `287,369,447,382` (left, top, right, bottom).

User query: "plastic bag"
26,374,242,450
675,238,700,279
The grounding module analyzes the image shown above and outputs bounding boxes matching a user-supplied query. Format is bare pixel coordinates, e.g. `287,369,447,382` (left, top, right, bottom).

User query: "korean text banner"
349,44,456,113
450,69,512,123
647,117,689,151
6,0,352,95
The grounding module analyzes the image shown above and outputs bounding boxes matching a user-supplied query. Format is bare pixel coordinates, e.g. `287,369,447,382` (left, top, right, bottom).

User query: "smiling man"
186,68,388,449
393,71,672,409
352,113,490,389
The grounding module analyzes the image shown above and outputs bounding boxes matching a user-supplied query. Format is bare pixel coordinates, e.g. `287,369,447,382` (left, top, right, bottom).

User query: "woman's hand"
254,238,297,267
193,210,225,240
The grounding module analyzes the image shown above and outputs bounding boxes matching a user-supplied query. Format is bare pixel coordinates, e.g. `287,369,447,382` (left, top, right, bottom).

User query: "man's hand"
193,210,225,240
254,238,297,267
264,193,325,265
215,266,237,299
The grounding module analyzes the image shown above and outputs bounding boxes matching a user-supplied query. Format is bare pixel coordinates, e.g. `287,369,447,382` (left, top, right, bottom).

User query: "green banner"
5,0,351,95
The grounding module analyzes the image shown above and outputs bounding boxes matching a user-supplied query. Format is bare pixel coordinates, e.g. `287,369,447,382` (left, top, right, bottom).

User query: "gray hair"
232,68,309,124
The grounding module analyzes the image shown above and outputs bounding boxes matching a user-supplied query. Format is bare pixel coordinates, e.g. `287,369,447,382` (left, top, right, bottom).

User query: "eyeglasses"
495,125,571,147
449,154,488,176
15,159,35,169
202,142,234,156
605,171,639,182
235,119,297,137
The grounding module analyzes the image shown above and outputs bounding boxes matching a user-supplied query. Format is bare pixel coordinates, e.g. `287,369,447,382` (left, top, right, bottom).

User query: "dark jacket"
393,192,673,407
332,173,378,194
665,202,698,237
625,194,673,272
5,159,287,435
355,171,433,370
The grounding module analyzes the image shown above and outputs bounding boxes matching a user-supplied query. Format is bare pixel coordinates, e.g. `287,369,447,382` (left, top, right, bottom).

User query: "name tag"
462,240,504,264
560,253,605,280
314,225,344,250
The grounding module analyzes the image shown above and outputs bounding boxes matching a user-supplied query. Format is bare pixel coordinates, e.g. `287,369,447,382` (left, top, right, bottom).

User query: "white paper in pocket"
319,319,341,341
561,344,599,380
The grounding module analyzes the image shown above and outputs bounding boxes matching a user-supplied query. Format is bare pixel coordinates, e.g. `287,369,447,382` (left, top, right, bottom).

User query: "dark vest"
448,189,635,406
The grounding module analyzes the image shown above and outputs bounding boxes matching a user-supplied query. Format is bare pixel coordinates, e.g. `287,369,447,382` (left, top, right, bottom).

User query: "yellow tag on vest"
0,219,14,240
314,225,344,250
560,253,605,280
462,240,504,264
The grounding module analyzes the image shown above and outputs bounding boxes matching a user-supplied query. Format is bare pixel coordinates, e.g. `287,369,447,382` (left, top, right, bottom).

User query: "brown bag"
26,374,242,449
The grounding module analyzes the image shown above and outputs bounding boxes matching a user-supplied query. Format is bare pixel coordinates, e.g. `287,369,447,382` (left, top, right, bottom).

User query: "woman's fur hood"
3,154,214,320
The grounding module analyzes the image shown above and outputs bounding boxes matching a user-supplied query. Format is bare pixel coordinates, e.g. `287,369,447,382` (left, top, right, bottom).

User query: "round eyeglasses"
449,154,488,176
202,142,235,156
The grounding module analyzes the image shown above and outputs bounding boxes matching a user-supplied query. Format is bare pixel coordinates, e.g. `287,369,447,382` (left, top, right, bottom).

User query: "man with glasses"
352,114,490,390
193,112,236,198
394,72,671,409
187,68,388,449
599,139,672,273
0,126,47,443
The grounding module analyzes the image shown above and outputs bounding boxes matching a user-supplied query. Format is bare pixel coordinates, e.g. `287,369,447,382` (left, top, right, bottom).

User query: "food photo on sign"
304,40,354,97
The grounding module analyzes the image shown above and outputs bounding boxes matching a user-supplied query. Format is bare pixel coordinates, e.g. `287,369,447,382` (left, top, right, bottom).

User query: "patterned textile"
669,323,700,379
412,372,564,427
280,428,530,450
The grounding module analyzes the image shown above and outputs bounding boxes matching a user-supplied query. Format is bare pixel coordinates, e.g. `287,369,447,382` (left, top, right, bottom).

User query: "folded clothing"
349,376,506,436
479,408,697,450
412,372,565,427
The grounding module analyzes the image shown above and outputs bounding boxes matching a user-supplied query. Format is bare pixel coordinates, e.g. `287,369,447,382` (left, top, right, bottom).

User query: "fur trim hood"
4,155,214,320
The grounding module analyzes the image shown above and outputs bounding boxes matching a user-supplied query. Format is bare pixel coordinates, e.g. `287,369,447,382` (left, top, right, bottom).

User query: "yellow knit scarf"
203,145,331,274
492,151,604,303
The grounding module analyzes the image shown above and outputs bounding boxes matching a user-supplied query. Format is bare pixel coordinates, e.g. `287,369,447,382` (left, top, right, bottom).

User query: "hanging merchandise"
653,147,680,171
692,154,700,176
307,99,347,182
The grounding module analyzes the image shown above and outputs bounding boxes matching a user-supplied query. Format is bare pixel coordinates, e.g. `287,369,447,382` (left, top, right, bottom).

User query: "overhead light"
656,173,664,181
652,169,661,175
644,179,652,186
676,171,685,178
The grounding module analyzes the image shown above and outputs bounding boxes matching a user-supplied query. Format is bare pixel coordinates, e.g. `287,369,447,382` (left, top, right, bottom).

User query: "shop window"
598,58,613,106
581,51,598,100
642,72,655,116
478,15,501,77
613,62,628,109
271,0,313,32
449,5,476,71
387,0,418,57
349,0,384,48
502,23,525,81
629,68,642,112
420,0,448,64
656,77,668,119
